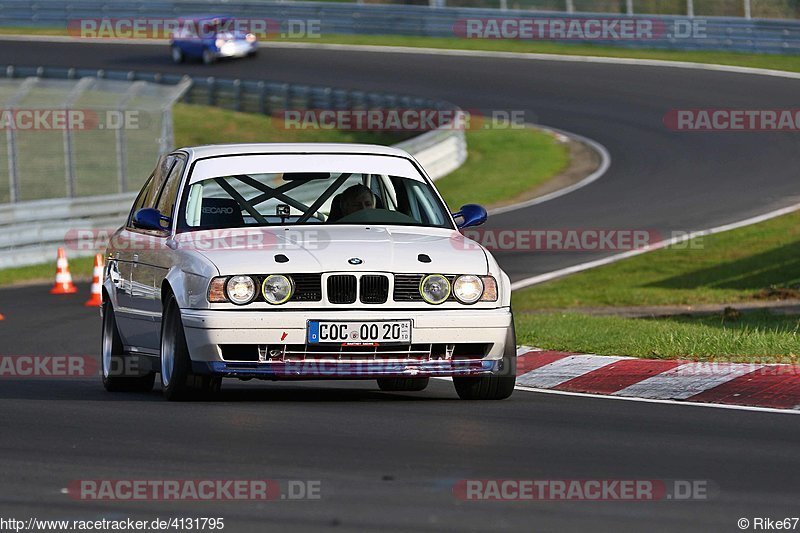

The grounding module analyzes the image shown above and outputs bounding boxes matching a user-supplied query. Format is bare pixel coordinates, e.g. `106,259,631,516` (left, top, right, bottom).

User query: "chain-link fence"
0,76,190,203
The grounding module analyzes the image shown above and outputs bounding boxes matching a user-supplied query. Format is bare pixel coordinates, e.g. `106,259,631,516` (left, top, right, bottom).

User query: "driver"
339,184,376,217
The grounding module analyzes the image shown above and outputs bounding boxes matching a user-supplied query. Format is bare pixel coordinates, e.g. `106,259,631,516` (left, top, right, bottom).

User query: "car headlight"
215,38,227,49
453,275,484,304
419,274,451,305
245,33,256,43
262,274,294,305
226,275,257,305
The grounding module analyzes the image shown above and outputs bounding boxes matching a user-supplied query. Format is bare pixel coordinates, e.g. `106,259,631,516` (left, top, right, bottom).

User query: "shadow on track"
0,377,462,402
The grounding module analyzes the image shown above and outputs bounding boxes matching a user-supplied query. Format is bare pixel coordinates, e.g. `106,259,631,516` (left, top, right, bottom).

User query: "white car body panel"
189,153,423,184
181,226,488,277
103,143,515,380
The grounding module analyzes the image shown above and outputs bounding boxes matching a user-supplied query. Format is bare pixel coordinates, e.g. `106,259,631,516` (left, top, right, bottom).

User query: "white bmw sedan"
101,144,516,401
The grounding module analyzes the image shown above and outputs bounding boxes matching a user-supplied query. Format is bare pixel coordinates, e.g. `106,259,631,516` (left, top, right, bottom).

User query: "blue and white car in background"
170,15,258,65
101,144,516,401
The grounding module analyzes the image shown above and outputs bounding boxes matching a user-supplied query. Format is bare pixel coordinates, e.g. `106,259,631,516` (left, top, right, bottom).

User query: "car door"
131,153,187,351
120,155,175,353
111,174,154,347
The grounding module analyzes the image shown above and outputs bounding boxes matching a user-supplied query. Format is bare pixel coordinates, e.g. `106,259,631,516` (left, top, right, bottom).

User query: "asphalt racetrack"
1,40,799,531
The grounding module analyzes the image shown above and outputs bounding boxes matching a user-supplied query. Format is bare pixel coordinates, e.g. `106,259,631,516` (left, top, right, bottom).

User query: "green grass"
2,27,799,73
512,210,800,311
511,209,800,359
298,34,800,73
173,103,403,147
0,255,95,286
516,311,800,363
435,126,568,210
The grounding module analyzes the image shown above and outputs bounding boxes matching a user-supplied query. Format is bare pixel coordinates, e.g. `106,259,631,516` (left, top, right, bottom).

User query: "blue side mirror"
453,204,488,229
132,208,171,232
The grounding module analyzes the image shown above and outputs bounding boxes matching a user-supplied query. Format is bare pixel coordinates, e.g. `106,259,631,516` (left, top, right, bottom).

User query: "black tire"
170,45,184,64
160,296,221,401
453,319,517,400
377,377,429,392
101,301,155,392
202,48,216,65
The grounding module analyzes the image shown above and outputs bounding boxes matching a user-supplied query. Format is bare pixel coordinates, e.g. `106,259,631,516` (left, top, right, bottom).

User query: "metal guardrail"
0,0,799,53
0,65,467,268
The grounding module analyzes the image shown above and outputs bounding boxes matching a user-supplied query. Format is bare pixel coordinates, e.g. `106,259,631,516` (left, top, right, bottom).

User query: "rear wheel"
170,45,184,64
101,301,155,392
377,377,429,392
453,320,516,400
160,296,221,401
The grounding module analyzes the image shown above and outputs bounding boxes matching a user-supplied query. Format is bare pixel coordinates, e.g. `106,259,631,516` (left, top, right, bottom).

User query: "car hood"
176,225,488,276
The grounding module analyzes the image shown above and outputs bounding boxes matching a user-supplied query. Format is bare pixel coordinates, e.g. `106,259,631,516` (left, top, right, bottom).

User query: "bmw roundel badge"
348,257,363,265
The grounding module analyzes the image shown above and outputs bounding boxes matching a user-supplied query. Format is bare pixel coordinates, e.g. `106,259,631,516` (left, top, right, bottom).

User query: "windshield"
180,171,453,230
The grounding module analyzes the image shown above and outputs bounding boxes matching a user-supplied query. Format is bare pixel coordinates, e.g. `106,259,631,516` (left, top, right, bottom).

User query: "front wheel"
377,377,429,392
202,48,216,65
453,320,516,400
453,373,516,400
101,301,155,392
160,297,220,400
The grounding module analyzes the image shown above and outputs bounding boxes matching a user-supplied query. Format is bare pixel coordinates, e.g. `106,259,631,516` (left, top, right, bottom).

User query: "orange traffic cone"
50,247,78,295
84,254,104,307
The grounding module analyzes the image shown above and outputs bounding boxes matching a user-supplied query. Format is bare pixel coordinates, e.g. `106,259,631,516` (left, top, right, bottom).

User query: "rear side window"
155,157,186,220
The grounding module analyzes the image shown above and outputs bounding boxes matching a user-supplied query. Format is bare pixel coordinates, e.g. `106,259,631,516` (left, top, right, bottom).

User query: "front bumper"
195,358,502,379
216,41,257,58
182,307,512,379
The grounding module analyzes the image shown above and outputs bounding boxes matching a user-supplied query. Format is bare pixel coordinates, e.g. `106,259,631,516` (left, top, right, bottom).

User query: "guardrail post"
63,121,76,197
233,79,242,112
6,128,18,203
687,0,695,17
500,0,508,10
160,107,173,158
566,0,575,13
743,0,752,19
626,0,634,15
257,81,266,114
207,77,216,106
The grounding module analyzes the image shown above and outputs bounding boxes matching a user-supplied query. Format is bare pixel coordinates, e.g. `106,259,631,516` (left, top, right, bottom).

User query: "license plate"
307,320,411,345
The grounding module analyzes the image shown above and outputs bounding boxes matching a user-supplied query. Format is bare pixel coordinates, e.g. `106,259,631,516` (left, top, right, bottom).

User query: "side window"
155,157,186,220
127,175,154,227
142,155,175,209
